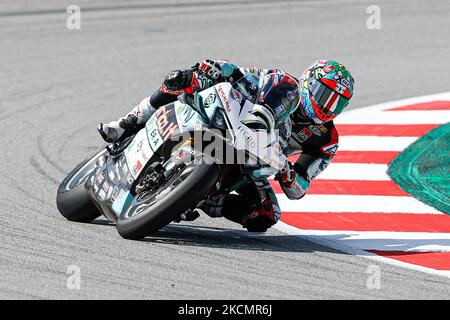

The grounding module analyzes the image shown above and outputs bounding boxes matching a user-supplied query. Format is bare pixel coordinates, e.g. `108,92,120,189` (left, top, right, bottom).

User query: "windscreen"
231,73,260,104
257,73,300,126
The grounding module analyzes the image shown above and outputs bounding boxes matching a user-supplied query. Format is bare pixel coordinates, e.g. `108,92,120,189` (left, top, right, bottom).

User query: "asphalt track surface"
1,0,450,299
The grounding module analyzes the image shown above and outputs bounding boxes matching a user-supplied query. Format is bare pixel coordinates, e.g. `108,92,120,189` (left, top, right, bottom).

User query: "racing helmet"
298,60,354,123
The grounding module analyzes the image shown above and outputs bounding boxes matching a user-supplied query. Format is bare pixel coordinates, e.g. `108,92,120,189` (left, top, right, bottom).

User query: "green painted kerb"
388,123,450,214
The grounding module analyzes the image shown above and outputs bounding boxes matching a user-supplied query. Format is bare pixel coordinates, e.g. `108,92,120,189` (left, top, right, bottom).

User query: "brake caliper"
135,163,165,194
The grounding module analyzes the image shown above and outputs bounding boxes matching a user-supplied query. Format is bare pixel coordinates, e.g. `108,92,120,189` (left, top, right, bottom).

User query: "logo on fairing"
217,85,231,112
96,173,105,184
132,160,143,176
182,107,196,124
111,186,119,201
230,89,243,103
136,141,143,153
204,93,216,107
102,181,110,193
155,106,178,140
237,125,256,148
98,189,106,201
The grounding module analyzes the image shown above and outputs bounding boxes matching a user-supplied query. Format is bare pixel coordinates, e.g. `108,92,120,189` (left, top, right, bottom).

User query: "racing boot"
173,209,201,223
98,97,156,143
195,195,226,218
174,194,227,223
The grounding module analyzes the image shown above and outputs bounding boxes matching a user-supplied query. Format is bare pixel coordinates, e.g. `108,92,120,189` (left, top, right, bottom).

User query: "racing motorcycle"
56,72,299,240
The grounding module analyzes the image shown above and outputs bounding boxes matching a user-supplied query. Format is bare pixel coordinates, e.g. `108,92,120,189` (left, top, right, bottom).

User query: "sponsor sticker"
111,186,120,201
147,127,163,151
98,189,106,201
136,141,143,153
230,89,242,103
261,154,284,171
308,124,322,136
112,189,133,215
125,138,136,154
154,106,178,141
126,173,134,185
106,186,113,199
318,124,328,133
204,93,216,107
132,160,142,176
217,85,232,112
108,169,115,182
97,174,104,184
237,125,255,148
275,105,285,116
296,127,313,141
125,129,153,179
102,181,110,193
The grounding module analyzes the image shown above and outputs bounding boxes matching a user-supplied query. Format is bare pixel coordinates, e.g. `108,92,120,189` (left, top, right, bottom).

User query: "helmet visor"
309,78,349,120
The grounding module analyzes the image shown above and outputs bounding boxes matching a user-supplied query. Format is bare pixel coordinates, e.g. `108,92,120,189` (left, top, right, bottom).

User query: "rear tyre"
56,149,105,222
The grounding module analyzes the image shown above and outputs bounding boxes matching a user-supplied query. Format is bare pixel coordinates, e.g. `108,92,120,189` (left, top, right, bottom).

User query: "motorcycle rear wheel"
56,148,105,222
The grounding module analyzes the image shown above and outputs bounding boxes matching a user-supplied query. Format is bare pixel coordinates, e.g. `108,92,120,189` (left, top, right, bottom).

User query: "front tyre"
56,148,106,222
116,160,219,240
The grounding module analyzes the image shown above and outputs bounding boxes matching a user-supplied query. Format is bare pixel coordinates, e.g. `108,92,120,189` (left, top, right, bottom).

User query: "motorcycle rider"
98,59,354,232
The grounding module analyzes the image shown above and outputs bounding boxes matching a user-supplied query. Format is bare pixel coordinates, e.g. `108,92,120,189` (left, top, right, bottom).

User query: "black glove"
163,69,193,90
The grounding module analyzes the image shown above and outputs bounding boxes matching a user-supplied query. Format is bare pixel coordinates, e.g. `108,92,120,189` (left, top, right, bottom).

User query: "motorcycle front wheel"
116,154,219,240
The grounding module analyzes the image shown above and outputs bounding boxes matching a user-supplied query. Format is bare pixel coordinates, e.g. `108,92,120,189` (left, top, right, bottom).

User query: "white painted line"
339,136,418,151
278,194,442,214
275,222,450,278
275,229,450,253
316,163,390,180
344,91,450,113
336,110,450,125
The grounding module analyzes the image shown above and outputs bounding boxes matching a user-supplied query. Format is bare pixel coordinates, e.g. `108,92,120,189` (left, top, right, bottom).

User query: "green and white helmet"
298,60,354,123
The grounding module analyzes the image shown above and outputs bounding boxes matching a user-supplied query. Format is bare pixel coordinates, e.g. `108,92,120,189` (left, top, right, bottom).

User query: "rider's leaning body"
98,59,355,232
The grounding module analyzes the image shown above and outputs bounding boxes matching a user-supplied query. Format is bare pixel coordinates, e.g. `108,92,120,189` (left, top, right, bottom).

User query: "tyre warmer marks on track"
272,94,450,277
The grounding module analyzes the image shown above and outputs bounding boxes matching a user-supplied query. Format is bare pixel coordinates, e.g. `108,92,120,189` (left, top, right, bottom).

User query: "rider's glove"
275,160,310,200
198,59,223,80
119,113,141,131
277,160,297,187
163,69,193,90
